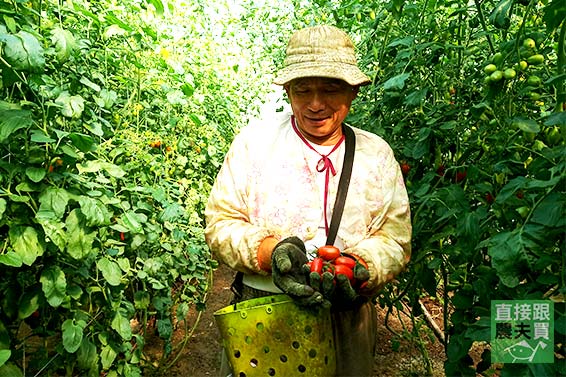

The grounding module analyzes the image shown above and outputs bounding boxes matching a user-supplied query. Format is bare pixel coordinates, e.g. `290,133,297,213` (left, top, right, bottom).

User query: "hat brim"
273,62,371,86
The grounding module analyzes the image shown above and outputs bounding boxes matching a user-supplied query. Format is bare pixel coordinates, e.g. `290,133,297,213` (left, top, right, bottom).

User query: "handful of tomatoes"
306,245,368,289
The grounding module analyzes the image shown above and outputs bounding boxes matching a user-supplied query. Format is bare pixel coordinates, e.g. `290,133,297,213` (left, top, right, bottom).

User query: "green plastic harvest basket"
214,294,336,376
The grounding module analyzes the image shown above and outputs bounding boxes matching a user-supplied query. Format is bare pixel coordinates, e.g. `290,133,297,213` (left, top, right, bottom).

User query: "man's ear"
284,85,290,96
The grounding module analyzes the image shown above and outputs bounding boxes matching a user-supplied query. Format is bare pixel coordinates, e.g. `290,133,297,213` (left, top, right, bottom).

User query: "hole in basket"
245,335,253,344
256,322,264,331
238,372,246,377
308,349,317,358
266,306,273,314
263,345,270,354
268,368,276,376
250,358,258,368
304,325,312,335
234,350,241,358
298,364,307,373
280,355,288,363
324,355,328,365
292,341,300,349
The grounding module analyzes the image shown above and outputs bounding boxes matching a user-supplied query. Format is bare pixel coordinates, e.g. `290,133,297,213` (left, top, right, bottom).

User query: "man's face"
285,77,358,145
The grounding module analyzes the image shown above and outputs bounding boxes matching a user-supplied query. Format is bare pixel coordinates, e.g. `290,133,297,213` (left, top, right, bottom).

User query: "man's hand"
271,237,324,306
307,254,369,310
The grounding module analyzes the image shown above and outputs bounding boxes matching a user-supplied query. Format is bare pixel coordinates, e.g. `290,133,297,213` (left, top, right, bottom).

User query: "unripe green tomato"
527,54,544,65
515,60,528,71
527,75,542,86
484,64,497,74
503,68,516,79
523,38,536,49
490,70,503,82
516,206,530,219
545,126,562,146
492,52,504,64
522,131,536,142
529,92,541,100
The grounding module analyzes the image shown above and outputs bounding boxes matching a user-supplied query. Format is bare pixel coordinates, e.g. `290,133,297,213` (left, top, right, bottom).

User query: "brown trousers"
219,284,378,377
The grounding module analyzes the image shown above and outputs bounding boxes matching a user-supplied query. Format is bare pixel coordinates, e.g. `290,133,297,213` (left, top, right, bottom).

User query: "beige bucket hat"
273,25,371,86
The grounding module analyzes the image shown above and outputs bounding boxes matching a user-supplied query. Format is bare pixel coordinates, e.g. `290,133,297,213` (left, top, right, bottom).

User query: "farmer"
205,24,412,376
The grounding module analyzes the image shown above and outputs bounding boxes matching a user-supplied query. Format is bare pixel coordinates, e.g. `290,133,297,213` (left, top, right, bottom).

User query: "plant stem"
474,0,495,54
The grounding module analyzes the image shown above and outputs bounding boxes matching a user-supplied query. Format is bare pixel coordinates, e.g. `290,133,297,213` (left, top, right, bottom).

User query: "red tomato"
310,257,324,275
400,163,411,176
334,264,354,284
333,256,356,269
317,245,340,261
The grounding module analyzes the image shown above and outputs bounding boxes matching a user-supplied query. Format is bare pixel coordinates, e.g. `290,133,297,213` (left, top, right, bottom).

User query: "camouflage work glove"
271,237,324,307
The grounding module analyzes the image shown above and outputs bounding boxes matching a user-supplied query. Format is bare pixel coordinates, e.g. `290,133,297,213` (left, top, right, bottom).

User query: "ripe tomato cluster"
306,245,368,288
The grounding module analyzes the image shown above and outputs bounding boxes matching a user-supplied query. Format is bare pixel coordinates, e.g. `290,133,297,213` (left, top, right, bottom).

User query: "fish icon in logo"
503,340,547,362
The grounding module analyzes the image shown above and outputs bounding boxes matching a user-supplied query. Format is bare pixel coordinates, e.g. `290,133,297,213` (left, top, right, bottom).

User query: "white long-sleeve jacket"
204,111,412,296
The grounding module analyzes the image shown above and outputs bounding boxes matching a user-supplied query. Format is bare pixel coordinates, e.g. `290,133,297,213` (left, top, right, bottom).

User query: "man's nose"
308,91,326,110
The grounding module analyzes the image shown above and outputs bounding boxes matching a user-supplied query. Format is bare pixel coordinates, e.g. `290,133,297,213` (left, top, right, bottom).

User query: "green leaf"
117,257,130,272
0,31,45,71
69,133,95,152
134,291,150,309
0,198,5,219
488,230,528,287
78,196,112,226
0,109,32,143
39,187,70,219
495,177,526,203
77,160,125,178
531,192,565,227
65,209,96,260
100,345,117,370
97,257,122,286
25,167,46,183
37,218,66,251
122,211,144,233
383,72,410,91
511,117,540,133
489,0,513,29
111,311,132,340
77,338,98,371
79,76,101,92
543,111,566,126
9,226,44,266
0,251,22,267
62,319,86,353
17,289,40,319
0,349,10,367
0,363,23,377
95,89,118,109
543,0,566,30
50,27,77,63
55,91,85,118
40,265,67,308
30,129,55,143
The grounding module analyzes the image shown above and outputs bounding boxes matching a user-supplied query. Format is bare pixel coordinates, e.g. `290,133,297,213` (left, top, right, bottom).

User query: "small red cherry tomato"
334,264,354,284
310,257,324,275
334,256,356,269
317,245,340,261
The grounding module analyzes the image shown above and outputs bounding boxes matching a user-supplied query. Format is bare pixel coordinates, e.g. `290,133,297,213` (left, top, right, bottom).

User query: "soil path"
166,263,447,377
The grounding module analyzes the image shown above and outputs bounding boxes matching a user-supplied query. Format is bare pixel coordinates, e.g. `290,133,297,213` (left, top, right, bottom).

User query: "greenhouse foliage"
0,0,564,375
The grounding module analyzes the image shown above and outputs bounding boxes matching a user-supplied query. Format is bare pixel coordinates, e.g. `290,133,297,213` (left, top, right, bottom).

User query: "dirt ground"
161,263,448,377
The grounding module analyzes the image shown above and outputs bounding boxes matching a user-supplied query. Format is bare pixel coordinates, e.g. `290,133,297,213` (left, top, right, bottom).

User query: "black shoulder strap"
326,125,356,246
